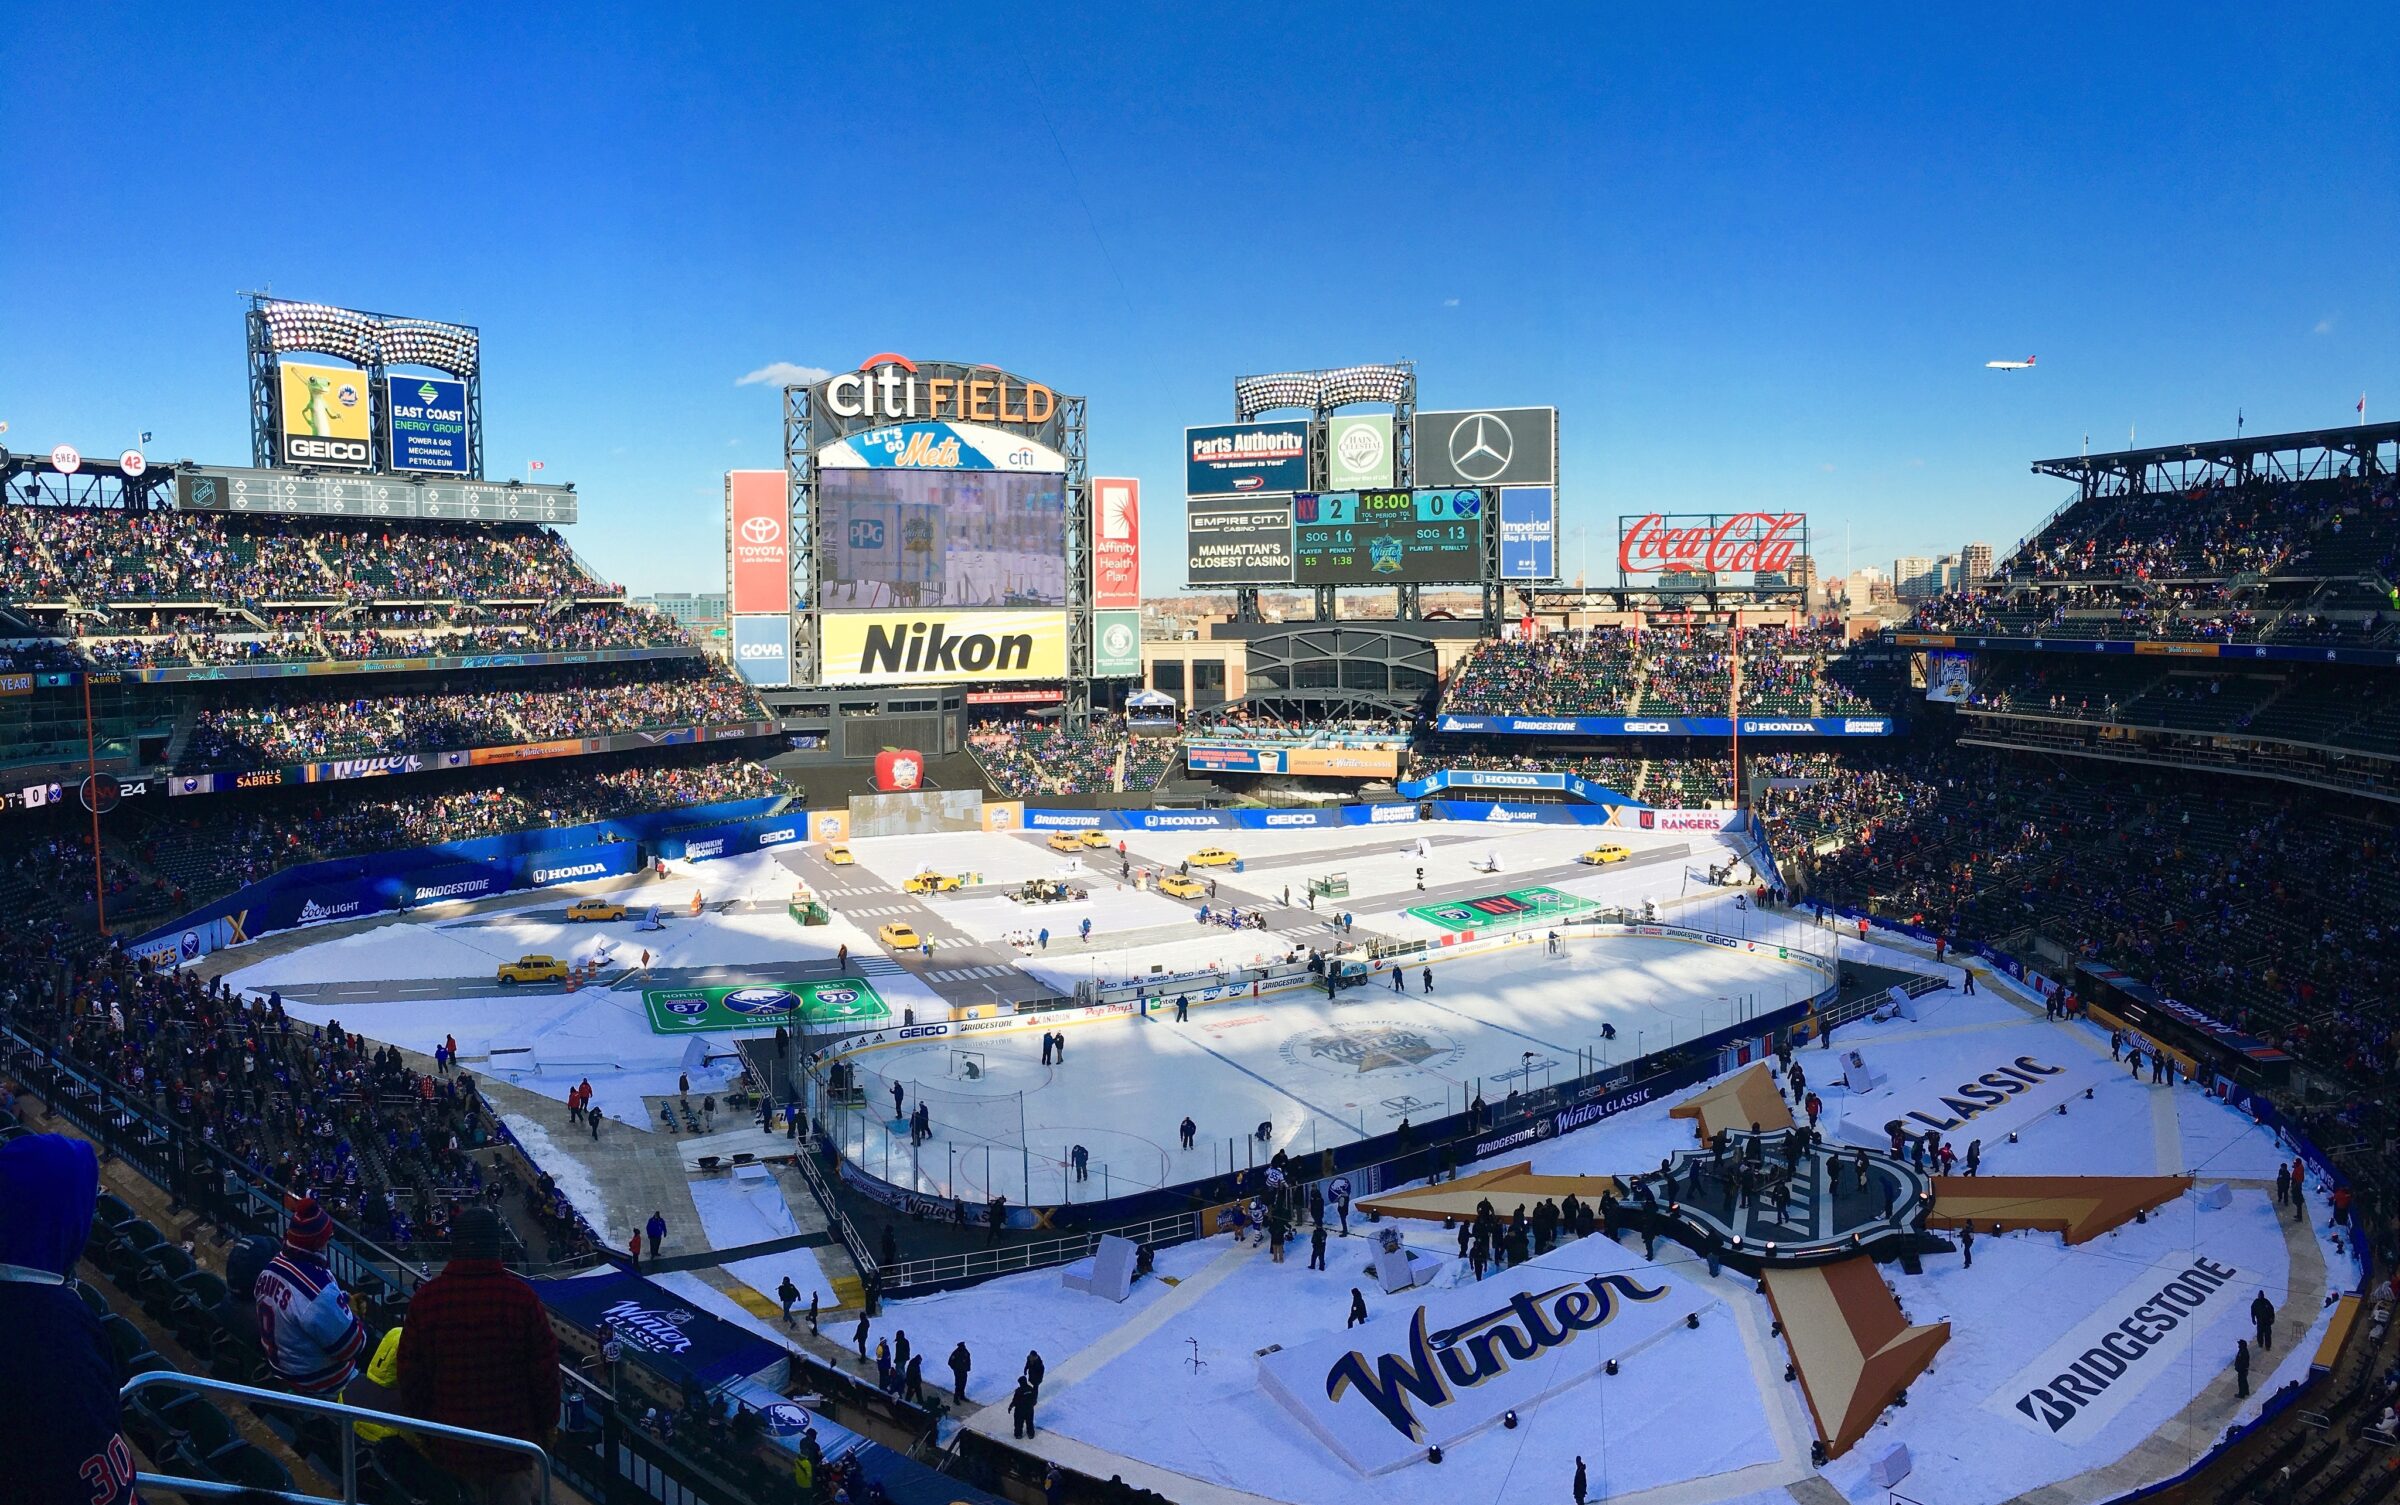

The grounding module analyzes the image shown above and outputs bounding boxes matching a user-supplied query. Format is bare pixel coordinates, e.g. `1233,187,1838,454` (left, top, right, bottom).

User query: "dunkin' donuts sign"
1618,511,1805,581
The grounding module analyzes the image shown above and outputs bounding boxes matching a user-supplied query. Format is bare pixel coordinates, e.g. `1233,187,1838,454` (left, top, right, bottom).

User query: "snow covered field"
871,990,2348,1505
833,930,1827,1206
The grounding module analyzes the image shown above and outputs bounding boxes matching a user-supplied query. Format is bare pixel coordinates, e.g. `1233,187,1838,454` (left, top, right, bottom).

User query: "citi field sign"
817,353,1059,432
1618,511,1805,579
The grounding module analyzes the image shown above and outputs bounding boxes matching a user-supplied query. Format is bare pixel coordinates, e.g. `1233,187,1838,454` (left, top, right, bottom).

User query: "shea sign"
1259,1240,1708,1474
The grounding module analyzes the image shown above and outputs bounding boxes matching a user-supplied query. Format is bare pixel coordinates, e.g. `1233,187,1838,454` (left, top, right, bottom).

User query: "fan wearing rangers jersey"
254,1194,368,1396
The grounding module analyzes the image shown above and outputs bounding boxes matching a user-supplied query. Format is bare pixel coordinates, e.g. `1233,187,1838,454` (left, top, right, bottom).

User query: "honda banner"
724,470,791,614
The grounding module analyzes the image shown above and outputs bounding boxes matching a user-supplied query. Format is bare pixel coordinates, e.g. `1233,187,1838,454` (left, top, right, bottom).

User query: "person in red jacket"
399,1207,560,1504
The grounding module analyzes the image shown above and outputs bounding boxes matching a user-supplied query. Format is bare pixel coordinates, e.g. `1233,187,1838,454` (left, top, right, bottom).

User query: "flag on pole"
2359,394,2368,424
139,431,153,444
528,460,546,473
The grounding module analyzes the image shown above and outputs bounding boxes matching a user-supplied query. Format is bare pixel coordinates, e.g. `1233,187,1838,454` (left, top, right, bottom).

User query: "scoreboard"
1291,488,1484,585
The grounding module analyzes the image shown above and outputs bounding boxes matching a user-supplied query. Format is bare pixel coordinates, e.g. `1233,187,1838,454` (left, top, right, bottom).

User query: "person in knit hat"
254,1192,367,1397
0,1134,143,1505
400,1205,559,1502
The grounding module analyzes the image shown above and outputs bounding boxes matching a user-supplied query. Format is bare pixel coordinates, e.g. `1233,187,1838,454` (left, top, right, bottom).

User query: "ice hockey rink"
830,924,1829,1206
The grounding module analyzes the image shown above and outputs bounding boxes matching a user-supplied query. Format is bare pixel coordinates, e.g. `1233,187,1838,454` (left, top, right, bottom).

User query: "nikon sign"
819,609,1069,687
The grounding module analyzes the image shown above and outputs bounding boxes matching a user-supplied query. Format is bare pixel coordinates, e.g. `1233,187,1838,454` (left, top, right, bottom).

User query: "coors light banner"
1617,511,1807,586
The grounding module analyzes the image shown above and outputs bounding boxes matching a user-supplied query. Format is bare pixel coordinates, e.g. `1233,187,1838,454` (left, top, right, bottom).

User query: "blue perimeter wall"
128,798,783,965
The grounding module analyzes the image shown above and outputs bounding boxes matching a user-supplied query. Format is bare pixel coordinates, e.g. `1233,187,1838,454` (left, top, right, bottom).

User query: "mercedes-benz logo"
1446,413,1513,483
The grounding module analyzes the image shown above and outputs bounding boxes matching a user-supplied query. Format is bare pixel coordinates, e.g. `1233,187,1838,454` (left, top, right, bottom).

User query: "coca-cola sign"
1618,512,1805,580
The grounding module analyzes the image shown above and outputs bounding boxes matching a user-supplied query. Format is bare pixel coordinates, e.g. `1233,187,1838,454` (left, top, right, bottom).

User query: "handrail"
120,1369,552,1505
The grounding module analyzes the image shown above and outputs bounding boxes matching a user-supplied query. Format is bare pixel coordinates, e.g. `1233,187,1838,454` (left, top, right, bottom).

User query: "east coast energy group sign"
1259,1241,1709,1474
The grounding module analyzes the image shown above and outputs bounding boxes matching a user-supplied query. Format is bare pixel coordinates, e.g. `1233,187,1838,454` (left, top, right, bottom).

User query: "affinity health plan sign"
1406,886,1597,935
642,979,890,1034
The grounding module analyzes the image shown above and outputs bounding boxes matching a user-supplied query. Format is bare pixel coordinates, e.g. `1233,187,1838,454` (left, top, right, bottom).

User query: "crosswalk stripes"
927,964,1018,982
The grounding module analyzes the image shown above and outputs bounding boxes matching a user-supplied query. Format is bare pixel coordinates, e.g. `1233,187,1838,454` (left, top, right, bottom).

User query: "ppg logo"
720,987,801,1015
848,519,886,549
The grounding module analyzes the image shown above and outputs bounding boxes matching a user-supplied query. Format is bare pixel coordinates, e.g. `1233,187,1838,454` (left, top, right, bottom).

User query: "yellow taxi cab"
1046,832,1084,854
1077,830,1111,849
497,955,569,985
903,872,964,895
1187,846,1239,868
877,922,923,951
1158,874,1207,900
1578,844,1631,866
564,898,626,922
825,845,855,865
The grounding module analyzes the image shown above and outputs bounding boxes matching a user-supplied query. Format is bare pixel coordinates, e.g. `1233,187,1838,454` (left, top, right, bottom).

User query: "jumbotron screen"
816,468,1068,609
1291,488,1484,585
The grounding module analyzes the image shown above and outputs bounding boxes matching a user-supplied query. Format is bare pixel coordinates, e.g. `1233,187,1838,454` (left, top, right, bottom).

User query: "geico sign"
285,436,371,464
822,611,1068,686
821,353,1056,427
1263,813,1318,826
755,827,797,845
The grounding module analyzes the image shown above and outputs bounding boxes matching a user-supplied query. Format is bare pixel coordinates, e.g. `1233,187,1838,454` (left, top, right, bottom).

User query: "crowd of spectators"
1443,627,1641,715
969,714,1190,796
0,504,619,607
1442,623,1877,719
182,662,764,769
10,603,688,672
1,941,531,1264
117,751,784,909
2013,474,2397,584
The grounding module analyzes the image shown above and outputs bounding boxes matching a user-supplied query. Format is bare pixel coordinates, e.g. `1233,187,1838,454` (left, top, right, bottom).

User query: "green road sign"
1405,886,1597,935
641,978,890,1034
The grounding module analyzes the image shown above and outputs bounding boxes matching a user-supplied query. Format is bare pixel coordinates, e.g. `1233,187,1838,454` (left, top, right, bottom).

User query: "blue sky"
3,3,2392,596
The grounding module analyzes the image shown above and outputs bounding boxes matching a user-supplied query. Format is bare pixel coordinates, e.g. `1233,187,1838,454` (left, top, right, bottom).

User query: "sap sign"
730,614,793,688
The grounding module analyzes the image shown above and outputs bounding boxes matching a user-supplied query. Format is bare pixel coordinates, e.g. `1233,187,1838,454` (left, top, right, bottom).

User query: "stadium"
3,25,2395,1505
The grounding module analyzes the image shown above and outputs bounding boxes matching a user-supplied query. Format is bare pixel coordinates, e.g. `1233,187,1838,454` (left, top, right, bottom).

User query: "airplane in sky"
1985,356,2037,371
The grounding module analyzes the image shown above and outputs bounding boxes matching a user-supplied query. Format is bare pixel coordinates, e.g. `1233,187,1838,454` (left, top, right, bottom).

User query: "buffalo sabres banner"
1259,1239,1710,1473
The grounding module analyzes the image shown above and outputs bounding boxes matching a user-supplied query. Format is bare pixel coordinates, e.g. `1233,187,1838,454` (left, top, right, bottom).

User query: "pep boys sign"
1618,512,1805,580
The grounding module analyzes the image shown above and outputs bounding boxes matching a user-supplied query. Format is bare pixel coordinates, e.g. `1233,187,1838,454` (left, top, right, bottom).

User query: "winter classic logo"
1281,1022,1465,1079
720,987,802,1016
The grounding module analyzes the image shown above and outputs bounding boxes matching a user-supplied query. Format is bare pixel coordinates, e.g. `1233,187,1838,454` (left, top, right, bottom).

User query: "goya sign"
642,978,889,1034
